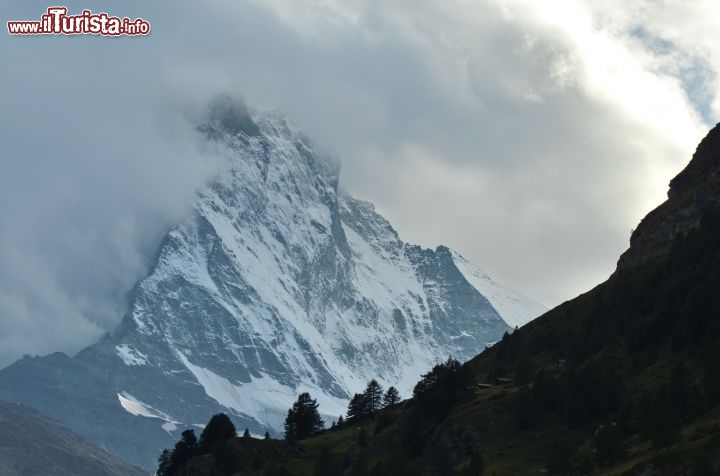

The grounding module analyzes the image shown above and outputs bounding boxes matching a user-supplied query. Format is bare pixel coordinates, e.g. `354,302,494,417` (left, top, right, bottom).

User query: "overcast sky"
1,0,718,366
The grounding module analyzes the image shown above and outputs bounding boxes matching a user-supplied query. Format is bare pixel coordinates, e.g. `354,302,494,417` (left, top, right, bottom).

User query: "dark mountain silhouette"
0,402,147,476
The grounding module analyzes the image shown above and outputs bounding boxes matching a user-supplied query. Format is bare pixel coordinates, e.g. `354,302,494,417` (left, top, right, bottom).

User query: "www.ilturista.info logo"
7,7,150,36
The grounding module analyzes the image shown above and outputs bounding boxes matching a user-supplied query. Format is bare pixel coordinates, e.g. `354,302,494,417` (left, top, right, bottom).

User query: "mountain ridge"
617,121,720,271
0,401,148,476
0,97,544,471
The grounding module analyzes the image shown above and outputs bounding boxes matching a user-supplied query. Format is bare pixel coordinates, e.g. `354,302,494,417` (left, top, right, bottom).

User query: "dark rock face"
0,98,544,471
669,122,720,198
617,122,720,271
0,402,147,476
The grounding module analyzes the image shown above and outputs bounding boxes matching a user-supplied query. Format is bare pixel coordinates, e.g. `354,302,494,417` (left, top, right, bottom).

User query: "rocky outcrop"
617,122,720,271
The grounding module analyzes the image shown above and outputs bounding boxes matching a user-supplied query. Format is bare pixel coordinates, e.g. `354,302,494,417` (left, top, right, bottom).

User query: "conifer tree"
284,408,297,441
158,429,198,475
365,379,384,414
157,449,172,476
284,392,325,441
347,393,365,420
199,414,236,453
383,386,401,408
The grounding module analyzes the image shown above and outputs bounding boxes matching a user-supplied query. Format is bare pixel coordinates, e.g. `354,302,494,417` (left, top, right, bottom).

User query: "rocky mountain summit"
0,97,544,470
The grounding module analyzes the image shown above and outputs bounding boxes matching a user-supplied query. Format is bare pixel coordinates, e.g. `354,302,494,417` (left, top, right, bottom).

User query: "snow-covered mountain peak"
0,97,546,471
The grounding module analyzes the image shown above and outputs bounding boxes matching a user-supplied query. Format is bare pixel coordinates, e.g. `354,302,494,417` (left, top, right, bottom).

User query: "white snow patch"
176,351,346,429
117,392,178,424
451,251,547,328
343,225,427,318
116,344,149,366
161,422,178,434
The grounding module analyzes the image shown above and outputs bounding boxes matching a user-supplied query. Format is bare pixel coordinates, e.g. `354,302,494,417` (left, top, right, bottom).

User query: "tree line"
283,379,402,441
157,413,239,476
345,379,401,422
157,360,466,475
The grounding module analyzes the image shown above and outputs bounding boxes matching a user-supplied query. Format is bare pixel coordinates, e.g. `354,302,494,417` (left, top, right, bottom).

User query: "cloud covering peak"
1,0,718,366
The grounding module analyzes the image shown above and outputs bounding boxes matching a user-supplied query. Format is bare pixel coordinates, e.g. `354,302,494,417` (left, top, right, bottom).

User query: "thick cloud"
0,0,716,366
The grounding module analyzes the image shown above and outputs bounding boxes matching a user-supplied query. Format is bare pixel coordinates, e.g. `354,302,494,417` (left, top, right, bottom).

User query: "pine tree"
337,415,345,426
347,393,365,420
243,427,251,438
199,413,236,453
264,431,271,440
412,358,467,421
284,408,297,441
284,392,325,441
158,429,198,475
365,379,384,414
383,386,401,408
179,428,198,448
157,449,172,476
